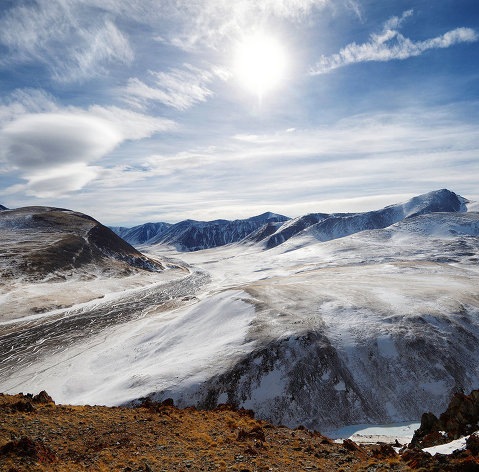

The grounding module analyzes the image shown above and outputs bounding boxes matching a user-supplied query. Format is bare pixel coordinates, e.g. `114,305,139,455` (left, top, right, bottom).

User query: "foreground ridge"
0,392,404,472
2,392,479,472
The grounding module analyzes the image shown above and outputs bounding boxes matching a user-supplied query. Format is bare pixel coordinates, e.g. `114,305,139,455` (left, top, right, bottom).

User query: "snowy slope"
0,290,255,406
260,189,467,249
2,192,479,433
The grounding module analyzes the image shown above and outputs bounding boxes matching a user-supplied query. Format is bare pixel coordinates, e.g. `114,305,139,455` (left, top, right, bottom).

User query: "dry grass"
0,393,418,472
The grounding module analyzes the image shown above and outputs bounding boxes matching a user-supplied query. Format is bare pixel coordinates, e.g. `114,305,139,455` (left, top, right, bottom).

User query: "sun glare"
234,33,287,98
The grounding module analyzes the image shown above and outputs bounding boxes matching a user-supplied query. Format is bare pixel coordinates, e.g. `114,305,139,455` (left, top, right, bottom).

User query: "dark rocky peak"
412,389,479,447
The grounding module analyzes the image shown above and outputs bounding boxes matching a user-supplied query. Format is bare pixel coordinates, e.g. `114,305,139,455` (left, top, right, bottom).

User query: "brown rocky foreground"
1,392,479,472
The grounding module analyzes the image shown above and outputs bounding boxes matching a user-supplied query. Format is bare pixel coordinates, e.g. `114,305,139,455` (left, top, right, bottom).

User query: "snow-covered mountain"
0,204,7,211
255,189,468,249
114,189,466,252
110,222,172,246
2,189,479,434
113,212,290,251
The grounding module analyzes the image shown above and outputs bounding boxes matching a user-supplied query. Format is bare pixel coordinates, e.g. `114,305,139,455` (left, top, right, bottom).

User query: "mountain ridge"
259,188,468,249
111,189,468,252
111,211,290,250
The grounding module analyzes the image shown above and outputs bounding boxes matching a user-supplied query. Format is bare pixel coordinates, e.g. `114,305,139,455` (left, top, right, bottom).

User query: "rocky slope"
2,391,479,472
0,206,164,281
0,392,415,472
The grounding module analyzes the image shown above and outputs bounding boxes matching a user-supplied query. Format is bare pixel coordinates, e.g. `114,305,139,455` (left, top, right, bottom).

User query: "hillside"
0,206,164,281
2,392,479,472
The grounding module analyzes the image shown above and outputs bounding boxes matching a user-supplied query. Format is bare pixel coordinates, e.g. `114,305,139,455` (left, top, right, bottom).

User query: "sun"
233,32,287,98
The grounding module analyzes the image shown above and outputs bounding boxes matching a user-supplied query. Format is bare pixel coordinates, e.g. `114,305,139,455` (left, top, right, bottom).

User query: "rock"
0,436,56,463
420,430,447,448
32,391,54,404
467,435,479,455
341,439,368,458
411,389,479,446
370,444,397,458
10,401,35,413
161,398,174,407
401,448,432,469
236,427,266,442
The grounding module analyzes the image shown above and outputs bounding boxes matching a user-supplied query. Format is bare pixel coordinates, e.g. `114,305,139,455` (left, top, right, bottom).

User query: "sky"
0,0,478,226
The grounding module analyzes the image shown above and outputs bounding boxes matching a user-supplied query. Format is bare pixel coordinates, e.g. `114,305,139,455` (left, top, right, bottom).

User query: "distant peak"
250,211,290,221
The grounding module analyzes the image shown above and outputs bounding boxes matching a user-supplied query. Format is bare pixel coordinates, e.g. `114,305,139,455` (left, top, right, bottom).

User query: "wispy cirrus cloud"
0,0,133,82
310,10,478,75
161,0,332,50
73,102,479,224
122,65,230,111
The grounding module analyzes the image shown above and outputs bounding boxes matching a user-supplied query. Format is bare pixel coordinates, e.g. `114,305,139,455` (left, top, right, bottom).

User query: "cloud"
0,0,333,82
0,89,59,126
122,65,229,110
89,106,176,139
310,10,478,74
0,90,177,198
0,1,133,82
0,113,121,197
345,0,363,21
66,103,478,224
4,164,101,199
159,0,331,50
2,113,122,170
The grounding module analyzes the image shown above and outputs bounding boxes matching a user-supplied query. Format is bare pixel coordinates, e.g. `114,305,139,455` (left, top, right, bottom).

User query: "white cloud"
0,90,177,198
0,89,58,125
0,0,334,81
5,164,101,199
345,0,363,21
161,0,331,50
310,10,478,75
62,103,478,224
122,65,230,110
1,113,122,170
0,1,133,82
89,106,176,139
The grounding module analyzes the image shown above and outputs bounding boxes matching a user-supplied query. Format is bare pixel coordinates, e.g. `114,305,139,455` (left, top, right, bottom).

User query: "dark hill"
0,206,163,280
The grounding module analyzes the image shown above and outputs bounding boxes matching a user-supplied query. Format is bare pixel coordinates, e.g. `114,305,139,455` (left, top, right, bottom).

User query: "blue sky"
0,0,478,225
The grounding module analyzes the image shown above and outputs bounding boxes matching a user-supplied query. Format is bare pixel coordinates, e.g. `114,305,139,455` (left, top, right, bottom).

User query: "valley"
1,190,479,435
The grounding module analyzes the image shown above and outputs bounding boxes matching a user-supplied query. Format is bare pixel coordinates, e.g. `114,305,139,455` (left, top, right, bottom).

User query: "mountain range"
112,189,468,251
2,188,479,434
111,211,290,250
